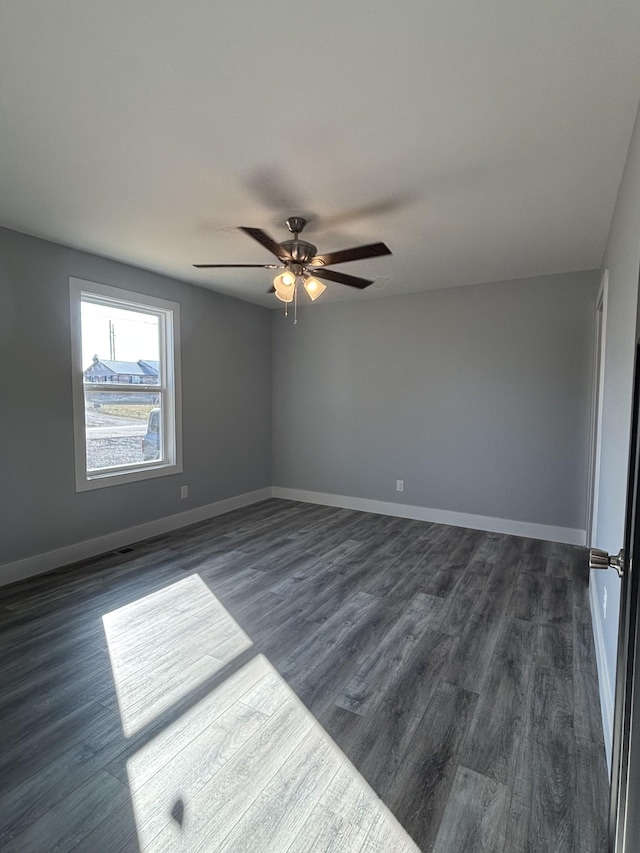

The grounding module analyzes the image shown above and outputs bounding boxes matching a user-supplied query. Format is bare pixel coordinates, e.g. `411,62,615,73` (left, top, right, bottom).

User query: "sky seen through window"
81,301,160,371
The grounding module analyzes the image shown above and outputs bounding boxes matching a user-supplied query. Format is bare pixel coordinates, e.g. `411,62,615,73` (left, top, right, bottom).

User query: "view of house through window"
82,301,162,471
70,279,182,490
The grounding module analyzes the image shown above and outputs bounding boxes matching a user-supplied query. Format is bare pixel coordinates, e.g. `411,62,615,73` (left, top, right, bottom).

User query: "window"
70,278,182,491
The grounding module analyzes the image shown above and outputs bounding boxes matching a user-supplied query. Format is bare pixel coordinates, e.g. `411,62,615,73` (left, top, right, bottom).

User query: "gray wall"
273,270,598,531
591,100,640,762
0,226,272,570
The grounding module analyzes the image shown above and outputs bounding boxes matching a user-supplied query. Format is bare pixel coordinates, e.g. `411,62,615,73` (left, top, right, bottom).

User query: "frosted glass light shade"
274,271,295,303
303,276,327,301
275,271,295,287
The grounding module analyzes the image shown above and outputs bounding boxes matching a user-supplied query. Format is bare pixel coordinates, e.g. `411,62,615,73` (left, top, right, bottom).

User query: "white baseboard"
271,487,587,546
589,577,614,774
0,488,272,588
0,485,587,588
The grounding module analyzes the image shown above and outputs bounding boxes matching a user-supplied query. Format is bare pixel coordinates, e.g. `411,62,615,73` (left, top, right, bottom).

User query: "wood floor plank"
419,567,463,598
506,664,575,852
443,611,503,693
459,618,536,784
541,577,572,625
437,562,492,636
509,571,545,622
216,720,342,853
2,770,130,853
517,550,549,575
287,760,420,853
0,700,118,793
334,592,440,717
0,653,113,740
431,765,510,853
427,527,484,574
536,622,573,672
0,706,124,847
387,681,479,851
287,597,408,717
472,531,510,563
304,567,382,626
69,805,140,853
278,591,380,679
574,736,609,853
322,627,455,801
473,562,518,622
574,606,607,744
361,552,418,598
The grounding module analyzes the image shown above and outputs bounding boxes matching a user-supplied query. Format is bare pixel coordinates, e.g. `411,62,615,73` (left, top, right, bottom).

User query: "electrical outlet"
396,479,405,492
603,587,607,619
180,485,188,499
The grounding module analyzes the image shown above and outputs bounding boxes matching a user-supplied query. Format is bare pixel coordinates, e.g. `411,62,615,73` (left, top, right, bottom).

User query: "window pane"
85,391,162,472
81,301,161,385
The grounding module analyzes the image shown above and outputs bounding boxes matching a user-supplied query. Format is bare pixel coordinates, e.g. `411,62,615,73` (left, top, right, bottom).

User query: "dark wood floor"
0,499,609,852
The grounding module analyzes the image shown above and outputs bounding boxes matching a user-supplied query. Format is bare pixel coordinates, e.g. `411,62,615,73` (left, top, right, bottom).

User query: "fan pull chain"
294,280,298,325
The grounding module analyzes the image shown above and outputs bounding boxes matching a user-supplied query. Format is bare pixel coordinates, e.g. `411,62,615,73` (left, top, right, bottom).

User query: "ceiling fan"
193,216,392,304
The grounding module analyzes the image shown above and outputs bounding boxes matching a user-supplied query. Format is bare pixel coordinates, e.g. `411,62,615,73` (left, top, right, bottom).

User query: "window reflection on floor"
103,575,419,852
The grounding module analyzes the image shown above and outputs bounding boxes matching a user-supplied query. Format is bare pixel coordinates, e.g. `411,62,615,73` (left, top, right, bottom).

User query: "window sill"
75,460,183,492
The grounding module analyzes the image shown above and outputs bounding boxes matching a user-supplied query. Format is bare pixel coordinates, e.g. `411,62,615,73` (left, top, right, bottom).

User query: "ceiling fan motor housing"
279,239,318,264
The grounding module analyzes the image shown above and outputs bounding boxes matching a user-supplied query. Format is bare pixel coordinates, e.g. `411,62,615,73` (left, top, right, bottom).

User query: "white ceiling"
1,1,640,308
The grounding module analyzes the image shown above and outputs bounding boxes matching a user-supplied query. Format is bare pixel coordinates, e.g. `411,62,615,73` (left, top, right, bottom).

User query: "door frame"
587,270,609,547
609,270,640,850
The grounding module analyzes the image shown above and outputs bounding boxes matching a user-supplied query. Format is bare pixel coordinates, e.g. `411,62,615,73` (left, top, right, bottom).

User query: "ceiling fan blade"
193,263,280,269
312,268,374,289
312,242,392,267
239,227,289,259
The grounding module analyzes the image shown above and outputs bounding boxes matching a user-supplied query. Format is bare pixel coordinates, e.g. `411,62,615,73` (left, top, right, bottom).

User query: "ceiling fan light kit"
303,275,326,301
194,216,392,317
273,271,295,303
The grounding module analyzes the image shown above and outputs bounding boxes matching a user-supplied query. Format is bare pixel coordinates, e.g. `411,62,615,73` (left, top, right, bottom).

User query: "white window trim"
70,277,183,492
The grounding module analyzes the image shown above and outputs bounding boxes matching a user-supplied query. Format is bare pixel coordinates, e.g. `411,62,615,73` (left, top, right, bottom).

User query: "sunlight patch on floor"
126,652,419,852
102,574,252,736
104,574,419,851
